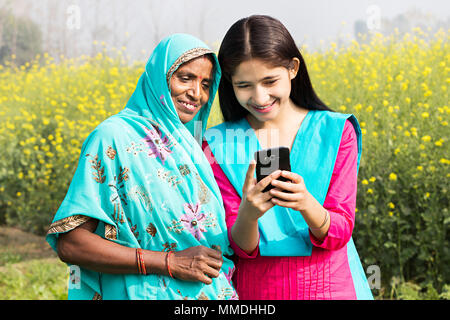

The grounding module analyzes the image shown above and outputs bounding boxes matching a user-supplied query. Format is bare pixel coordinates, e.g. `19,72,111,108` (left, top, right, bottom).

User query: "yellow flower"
388,202,395,209
421,112,429,119
16,192,21,197
421,135,431,142
417,166,423,171
435,139,443,147
369,176,376,182
362,179,369,185
388,211,394,217
389,173,397,181
367,188,373,194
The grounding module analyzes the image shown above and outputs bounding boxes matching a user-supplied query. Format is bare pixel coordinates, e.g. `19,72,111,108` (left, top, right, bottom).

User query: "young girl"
203,15,373,300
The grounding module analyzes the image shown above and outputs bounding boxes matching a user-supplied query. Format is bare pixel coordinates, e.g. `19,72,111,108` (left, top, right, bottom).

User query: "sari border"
47,214,118,240
166,47,213,87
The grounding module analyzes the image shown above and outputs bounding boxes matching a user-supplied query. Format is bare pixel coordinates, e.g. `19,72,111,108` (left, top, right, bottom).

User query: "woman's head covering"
123,33,221,142
46,34,237,300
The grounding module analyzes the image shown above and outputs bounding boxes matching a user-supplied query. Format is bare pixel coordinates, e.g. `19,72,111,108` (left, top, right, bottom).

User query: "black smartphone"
254,146,291,192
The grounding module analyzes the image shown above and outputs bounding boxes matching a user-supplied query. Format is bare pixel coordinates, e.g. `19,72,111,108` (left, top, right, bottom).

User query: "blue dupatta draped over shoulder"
205,110,373,300
46,34,237,300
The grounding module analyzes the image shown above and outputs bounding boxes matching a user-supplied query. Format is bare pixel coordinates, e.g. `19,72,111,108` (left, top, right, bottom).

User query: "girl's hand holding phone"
239,160,282,221
269,171,313,212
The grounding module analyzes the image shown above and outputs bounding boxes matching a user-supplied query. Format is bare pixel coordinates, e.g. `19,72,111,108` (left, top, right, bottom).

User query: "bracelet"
166,251,174,279
309,210,329,230
136,248,147,275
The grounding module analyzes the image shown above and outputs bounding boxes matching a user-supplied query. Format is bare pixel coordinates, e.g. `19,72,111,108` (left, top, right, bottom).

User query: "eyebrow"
233,75,279,85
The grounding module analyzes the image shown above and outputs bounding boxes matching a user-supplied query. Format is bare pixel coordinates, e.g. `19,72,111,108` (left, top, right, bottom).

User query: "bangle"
136,248,147,275
309,210,329,230
166,251,174,279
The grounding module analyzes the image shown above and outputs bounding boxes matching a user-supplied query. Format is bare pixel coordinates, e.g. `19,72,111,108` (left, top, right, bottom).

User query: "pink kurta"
202,120,359,300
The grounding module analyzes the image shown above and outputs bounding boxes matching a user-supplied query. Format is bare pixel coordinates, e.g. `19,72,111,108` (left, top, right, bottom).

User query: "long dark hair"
218,15,332,122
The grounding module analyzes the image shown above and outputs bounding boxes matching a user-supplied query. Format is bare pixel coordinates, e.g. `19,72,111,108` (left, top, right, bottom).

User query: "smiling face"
231,58,299,125
170,55,214,124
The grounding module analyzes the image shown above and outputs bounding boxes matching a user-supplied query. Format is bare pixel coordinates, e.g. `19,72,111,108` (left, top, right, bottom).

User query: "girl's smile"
231,58,299,125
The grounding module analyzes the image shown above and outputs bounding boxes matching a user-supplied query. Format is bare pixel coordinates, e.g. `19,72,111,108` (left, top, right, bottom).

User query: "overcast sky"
5,0,450,60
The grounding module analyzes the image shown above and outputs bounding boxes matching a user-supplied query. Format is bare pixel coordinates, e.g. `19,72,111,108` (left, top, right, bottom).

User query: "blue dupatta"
205,110,373,299
46,34,237,300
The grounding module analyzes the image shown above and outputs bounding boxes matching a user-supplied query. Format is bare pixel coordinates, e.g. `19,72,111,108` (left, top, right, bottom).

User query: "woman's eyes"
179,76,210,89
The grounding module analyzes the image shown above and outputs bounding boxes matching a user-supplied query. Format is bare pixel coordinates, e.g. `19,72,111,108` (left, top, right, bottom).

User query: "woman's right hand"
238,160,282,221
168,245,223,285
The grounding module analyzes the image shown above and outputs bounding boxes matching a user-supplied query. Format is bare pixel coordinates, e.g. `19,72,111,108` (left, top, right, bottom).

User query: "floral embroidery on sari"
109,167,129,224
168,202,217,240
125,141,145,156
86,153,106,183
142,125,173,164
156,168,182,187
128,185,153,211
106,146,117,160
146,222,157,237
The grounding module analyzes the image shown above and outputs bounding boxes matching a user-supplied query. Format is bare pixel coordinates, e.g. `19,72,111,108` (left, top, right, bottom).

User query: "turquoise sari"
46,34,237,300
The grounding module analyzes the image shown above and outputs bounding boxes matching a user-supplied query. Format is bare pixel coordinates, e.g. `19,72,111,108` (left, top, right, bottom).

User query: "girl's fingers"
269,188,298,201
271,197,297,208
279,171,303,184
255,170,282,193
243,160,257,191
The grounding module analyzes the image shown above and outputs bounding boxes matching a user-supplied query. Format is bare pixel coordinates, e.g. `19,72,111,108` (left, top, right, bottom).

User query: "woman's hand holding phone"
239,160,282,221
269,171,313,212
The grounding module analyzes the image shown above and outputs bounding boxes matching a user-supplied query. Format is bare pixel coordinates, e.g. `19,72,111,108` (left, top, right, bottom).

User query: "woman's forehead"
175,56,214,80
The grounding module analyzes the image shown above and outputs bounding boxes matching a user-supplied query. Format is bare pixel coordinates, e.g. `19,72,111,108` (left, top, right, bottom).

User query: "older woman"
46,34,237,300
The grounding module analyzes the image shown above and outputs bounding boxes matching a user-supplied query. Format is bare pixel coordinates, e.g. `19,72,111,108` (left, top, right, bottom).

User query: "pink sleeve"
202,140,259,259
309,120,358,250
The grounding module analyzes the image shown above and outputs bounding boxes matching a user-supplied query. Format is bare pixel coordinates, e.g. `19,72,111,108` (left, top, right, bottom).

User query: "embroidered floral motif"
217,287,238,300
224,266,235,286
106,146,117,160
156,168,181,187
162,242,177,252
128,185,153,211
125,141,145,156
142,125,173,164
193,172,211,204
168,203,217,240
109,167,129,224
197,292,209,300
128,218,141,244
146,222,157,237
178,164,191,177
86,153,106,183
117,166,129,183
